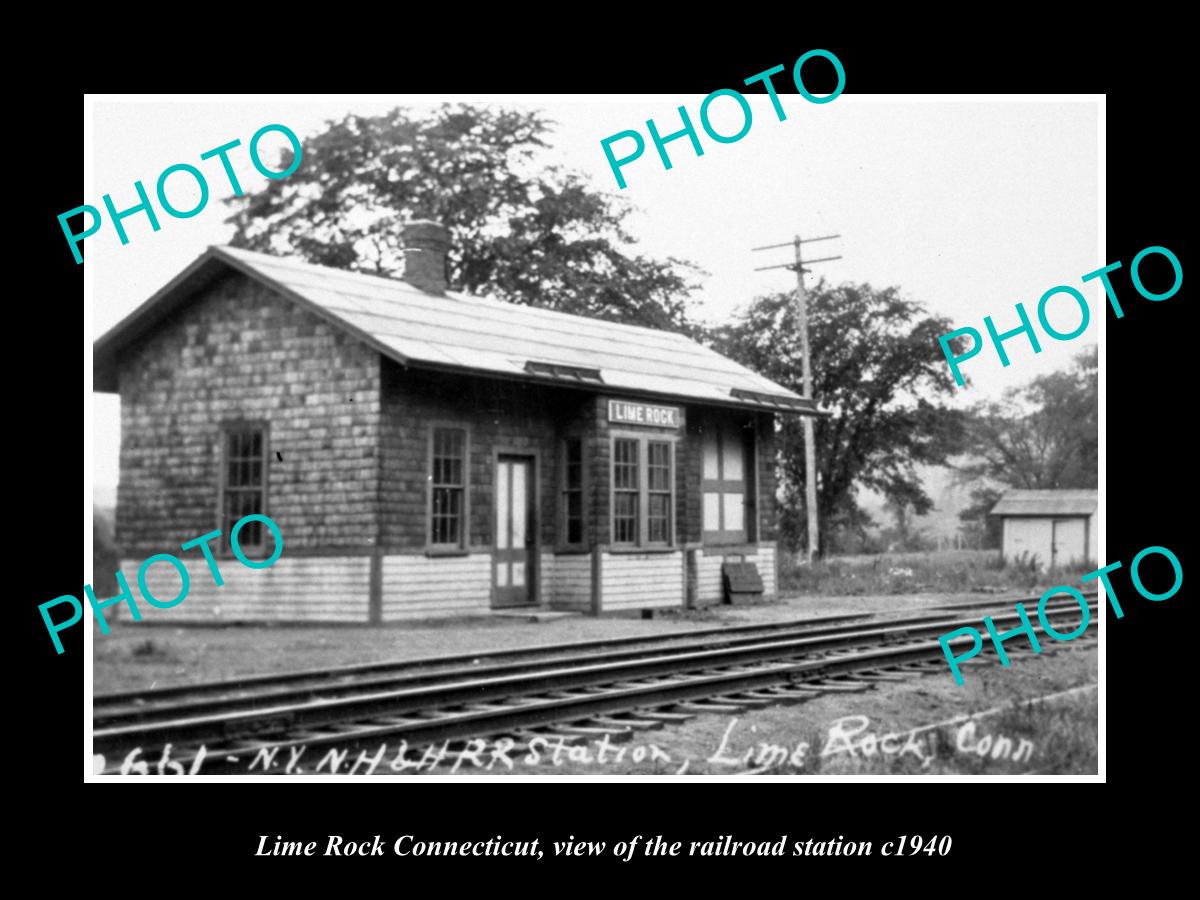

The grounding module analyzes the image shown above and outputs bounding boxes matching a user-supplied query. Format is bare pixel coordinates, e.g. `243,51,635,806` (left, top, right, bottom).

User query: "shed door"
1051,518,1087,569
494,456,536,607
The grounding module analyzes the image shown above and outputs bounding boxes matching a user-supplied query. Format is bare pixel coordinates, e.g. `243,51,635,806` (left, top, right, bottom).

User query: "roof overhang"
93,247,827,418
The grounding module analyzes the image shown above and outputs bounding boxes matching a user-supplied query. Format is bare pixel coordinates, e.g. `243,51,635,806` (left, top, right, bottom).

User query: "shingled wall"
109,268,783,622
115,271,382,559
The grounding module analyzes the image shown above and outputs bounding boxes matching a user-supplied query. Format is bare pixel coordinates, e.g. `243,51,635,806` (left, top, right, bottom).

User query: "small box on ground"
723,561,764,604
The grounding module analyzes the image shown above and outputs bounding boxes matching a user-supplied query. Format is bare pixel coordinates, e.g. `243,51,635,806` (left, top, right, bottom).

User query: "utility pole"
751,233,842,565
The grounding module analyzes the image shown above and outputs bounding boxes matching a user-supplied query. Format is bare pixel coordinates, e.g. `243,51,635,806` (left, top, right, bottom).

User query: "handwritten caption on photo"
103,710,1033,777
48,513,283,654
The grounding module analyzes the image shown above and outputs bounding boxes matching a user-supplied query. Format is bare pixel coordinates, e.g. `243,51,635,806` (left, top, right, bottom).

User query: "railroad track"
94,592,1098,775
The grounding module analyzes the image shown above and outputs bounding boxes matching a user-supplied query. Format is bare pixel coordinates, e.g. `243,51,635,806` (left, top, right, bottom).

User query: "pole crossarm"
749,231,844,564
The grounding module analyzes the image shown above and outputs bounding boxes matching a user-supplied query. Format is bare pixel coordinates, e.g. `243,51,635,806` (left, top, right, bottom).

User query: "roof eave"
91,246,824,418
92,246,418,392
389,355,823,415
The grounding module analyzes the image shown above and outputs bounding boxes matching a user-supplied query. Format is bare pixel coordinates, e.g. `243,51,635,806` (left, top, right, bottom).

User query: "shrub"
779,548,1096,597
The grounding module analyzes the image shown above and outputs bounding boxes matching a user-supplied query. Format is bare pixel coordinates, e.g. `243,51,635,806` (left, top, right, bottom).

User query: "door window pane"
704,492,721,531
723,493,744,534
511,463,527,548
721,428,744,481
702,427,720,479
496,461,509,550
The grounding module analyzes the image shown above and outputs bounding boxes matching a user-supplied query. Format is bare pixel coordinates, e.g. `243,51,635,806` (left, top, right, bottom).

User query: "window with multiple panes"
221,426,267,554
647,441,672,544
561,438,585,546
611,435,675,548
702,419,756,544
612,438,640,544
430,427,467,547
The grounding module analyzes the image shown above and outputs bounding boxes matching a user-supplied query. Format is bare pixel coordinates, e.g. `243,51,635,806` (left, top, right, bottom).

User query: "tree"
712,281,966,555
224,105,702,332
958,485,1005,549
956,348,1098,541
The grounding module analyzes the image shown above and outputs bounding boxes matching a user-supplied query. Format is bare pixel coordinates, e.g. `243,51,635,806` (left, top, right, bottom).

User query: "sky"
87,95,1100,497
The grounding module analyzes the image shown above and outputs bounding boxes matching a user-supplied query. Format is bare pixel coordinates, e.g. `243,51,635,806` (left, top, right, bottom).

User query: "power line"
751,232,843,564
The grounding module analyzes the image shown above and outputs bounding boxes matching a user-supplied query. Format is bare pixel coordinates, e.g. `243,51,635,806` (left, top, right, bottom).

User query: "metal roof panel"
97,244,817,413
990,490,1098,517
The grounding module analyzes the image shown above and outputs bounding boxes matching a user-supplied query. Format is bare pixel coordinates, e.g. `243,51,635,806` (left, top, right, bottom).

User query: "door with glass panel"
702,420,753,544
494,455,536,606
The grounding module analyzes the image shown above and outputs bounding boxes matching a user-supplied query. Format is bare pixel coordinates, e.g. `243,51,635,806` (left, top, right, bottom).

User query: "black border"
23,22,1188,882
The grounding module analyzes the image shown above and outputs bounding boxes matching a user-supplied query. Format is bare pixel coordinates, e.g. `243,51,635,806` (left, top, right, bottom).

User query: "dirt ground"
91,590,1050,695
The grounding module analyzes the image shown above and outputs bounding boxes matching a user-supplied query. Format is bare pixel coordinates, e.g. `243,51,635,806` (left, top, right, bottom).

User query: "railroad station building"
94,221,820,623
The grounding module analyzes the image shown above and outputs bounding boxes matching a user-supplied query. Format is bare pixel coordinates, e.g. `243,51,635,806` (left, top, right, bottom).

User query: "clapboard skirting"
115,556,371,623
550,552,592,612
380,553,492,619
599,550,686,611
112,544,774,623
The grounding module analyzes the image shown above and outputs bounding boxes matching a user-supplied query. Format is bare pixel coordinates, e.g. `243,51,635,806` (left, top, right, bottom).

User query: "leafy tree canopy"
226,104,701,332
958,347,1098,491
713,281,966,554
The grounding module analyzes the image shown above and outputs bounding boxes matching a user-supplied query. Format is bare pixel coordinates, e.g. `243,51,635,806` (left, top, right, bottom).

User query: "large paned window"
613,438,640,544
611,435,675,548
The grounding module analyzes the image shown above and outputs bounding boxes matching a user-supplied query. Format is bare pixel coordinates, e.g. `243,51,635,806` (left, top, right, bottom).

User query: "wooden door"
1051,518,1086,569
494,456,535,607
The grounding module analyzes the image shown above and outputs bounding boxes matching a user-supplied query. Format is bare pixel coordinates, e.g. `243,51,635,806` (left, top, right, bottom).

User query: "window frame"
426,423,471,553
702,418,758,546
609,431,678,551
612,436,641,546
646,439,673,545
558,436,588,550
217,421,270,558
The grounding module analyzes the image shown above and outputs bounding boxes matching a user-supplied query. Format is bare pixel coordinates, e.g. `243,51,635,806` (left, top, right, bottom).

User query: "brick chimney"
401,220,450,294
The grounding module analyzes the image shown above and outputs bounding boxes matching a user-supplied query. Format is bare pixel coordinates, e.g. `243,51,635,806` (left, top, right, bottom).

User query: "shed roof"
93,245,819,415
990,489,1098,517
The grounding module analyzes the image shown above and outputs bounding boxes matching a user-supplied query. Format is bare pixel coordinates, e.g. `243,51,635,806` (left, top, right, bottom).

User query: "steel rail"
93,609,876,708
94,601,1097,760
94,589,1098,708
93,596,1095,728
104,622,1097,775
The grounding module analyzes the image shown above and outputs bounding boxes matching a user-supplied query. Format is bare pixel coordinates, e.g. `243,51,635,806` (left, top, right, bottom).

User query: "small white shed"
991,489,1098,570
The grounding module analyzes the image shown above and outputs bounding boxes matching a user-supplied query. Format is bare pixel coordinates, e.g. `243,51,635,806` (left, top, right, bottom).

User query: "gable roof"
94,245,818,415
990,489,1098,517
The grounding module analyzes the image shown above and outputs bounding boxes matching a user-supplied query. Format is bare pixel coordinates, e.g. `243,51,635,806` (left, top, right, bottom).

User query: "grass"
779,549,1096,597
